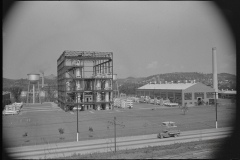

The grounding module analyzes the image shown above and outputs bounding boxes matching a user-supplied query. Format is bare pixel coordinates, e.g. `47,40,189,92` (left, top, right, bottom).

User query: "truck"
157,121,180,138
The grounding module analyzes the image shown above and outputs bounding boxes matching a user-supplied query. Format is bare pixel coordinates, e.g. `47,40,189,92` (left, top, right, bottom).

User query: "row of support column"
138,90,183,104
139,90,180,99
27,81,41,104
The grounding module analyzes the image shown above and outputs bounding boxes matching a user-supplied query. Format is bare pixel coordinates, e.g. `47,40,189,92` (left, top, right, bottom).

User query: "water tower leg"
27,81,30,104
116,81,119,98
33,84,35,104
38,81,41,103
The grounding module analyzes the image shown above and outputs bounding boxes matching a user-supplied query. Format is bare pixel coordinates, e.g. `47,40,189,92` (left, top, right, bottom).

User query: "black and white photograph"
2,1,237,159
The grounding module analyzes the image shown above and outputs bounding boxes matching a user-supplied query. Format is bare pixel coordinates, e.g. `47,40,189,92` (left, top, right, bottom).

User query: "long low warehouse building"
136,82,216,106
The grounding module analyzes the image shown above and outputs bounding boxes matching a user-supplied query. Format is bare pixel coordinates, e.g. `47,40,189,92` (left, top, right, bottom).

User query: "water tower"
27,73,40,104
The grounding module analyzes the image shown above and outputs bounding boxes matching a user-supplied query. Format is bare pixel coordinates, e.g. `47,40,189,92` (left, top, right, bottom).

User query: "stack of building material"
12,102,23,110
156,99,161,105
120,99,127,108
13,102,23,108
149,99,155,104
134,98,139,103
163,99,171,106
114,98,121,107
126,99,133,108
159,98,164,105
114,97,134,108
2,104,21,115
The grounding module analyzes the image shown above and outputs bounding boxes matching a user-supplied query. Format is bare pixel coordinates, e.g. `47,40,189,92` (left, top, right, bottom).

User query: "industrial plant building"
136,82,216,106
57,51,113,111
136,47,232,106
218,90,236,99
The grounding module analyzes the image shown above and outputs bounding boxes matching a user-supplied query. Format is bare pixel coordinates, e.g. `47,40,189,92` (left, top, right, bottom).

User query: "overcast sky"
3,1,235,79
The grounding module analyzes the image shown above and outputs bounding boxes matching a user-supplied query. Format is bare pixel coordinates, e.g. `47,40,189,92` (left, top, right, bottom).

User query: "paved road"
7,127,232,159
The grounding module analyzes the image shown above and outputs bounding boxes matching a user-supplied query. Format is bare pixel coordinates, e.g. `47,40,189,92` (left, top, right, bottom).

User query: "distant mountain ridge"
3,72,236,92
44,74,56,80
117,72,236,95
118,72,236,84
2,74,57,91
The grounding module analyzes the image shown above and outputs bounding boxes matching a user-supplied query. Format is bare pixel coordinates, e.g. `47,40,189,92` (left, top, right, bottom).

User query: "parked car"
157,121,180,138
73,106,82,110
139,98,146,103
149,99,155,104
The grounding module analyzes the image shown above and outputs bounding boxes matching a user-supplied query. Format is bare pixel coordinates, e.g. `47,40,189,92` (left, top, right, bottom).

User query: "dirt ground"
59,138,226,159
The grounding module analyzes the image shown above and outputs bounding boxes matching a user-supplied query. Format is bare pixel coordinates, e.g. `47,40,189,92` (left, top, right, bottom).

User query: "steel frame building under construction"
57,51,113,111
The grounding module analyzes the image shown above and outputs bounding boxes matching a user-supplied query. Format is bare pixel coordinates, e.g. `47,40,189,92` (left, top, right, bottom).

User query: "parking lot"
2,102,236,148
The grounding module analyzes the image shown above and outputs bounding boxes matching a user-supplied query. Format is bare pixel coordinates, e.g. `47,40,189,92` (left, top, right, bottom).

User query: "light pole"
154,84,156,105
76,83,79,141
215,92,218,129
67,68,79,141
114,117,116,152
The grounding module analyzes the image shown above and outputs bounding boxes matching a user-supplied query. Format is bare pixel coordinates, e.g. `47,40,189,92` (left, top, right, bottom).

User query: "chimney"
212,47,218,99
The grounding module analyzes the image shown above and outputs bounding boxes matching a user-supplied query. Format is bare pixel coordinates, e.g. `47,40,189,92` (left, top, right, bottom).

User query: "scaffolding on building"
57,51,113,111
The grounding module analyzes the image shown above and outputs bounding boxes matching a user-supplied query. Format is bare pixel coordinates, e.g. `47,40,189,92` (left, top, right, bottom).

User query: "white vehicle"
149,99,155,104
164,103,179,107
161,121,178,128
156,99,161,105
2,110,20,115
72,106,82,110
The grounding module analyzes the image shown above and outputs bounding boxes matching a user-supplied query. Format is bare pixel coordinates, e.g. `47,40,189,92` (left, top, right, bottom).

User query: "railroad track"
6,127,232,159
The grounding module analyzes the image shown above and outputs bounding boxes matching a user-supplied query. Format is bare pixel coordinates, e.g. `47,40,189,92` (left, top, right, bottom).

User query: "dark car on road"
157,121,180,138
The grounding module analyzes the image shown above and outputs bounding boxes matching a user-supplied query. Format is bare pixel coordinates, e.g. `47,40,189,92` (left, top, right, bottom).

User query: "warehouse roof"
137,83,196,90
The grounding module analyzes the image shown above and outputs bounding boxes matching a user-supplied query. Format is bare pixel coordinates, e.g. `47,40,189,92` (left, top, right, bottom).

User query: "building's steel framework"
57,51,113,111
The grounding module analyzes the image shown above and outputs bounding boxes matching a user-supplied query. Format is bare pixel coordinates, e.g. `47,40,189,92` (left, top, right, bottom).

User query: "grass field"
2,101,236,148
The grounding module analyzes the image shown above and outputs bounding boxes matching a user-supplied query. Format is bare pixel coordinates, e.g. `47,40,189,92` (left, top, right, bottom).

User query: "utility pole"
215,92,218,129
108,117,125,153
77,86,79,141
67,69,79,141
114,117,116,152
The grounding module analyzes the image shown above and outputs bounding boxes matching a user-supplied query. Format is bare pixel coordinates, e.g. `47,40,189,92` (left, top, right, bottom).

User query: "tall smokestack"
212,47,218,99
42,72,44,88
